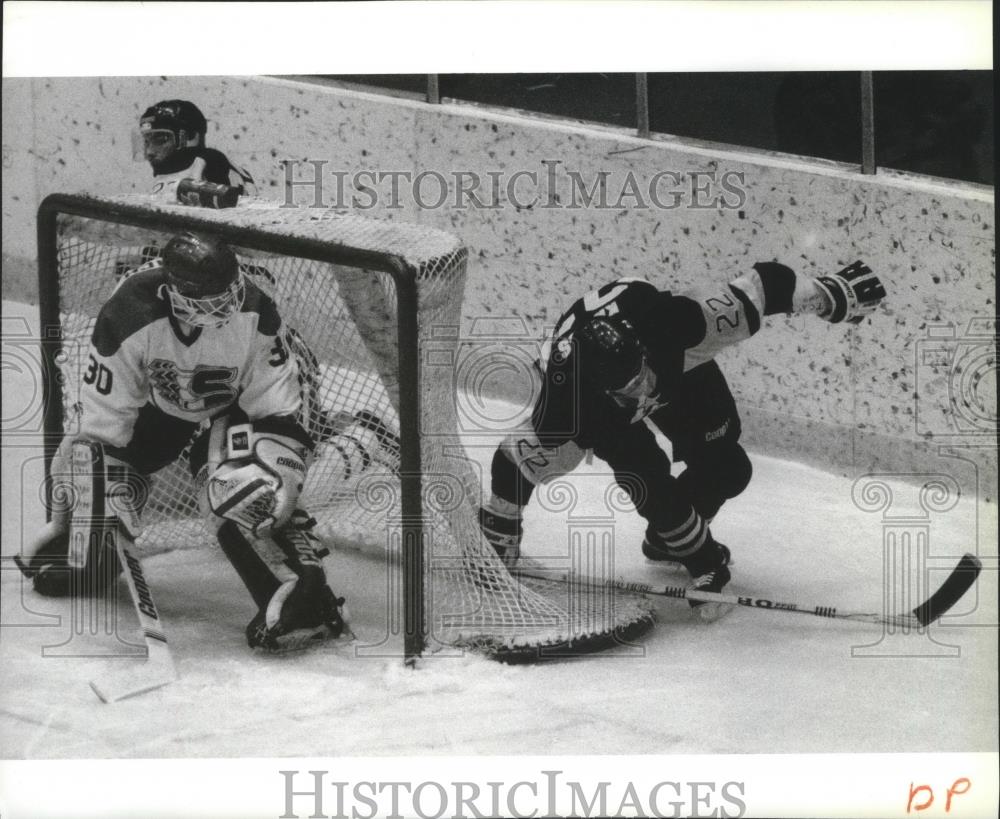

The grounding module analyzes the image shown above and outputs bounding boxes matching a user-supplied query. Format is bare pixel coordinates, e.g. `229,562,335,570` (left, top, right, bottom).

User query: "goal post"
36,192,654,663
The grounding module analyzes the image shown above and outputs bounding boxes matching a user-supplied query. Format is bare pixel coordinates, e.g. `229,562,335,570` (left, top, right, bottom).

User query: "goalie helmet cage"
37,193,653,664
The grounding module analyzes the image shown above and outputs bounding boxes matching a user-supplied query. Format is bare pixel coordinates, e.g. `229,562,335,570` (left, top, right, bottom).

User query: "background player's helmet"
161,232,244,328
576,316,656,401
138,100,208,166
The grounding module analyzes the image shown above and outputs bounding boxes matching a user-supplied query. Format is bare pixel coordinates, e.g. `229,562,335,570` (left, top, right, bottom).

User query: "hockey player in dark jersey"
137,99,254,205
478,260,886,614
15,233,381,652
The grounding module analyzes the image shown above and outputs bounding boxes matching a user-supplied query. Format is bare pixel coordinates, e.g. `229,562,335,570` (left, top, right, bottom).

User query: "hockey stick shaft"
516,553,982,628
89,536,178,703
69,440,177,702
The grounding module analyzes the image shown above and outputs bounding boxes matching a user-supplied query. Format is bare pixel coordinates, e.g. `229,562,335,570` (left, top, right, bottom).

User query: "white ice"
1,299,996,759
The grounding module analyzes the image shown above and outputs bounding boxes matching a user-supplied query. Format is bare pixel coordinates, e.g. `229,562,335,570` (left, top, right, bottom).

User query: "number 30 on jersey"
83,354,113,395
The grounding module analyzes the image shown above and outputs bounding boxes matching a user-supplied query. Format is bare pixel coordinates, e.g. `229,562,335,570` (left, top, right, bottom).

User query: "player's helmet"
138,100,207,165
161,232,244,328
576,316,657,403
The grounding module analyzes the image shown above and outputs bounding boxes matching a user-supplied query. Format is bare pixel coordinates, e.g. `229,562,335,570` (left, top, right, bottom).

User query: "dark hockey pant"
492,360,752,532
598,361,752,530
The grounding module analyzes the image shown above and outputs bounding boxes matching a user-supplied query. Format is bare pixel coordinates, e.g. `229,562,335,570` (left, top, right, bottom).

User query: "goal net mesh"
44,194,653,659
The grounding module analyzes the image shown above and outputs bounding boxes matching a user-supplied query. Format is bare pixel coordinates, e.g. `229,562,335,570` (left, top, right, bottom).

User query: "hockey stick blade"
515,553,983,629
911,553,982,626
89,632,177,703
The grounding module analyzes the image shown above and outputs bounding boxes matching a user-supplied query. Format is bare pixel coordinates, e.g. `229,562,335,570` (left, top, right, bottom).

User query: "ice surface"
1,299,996,759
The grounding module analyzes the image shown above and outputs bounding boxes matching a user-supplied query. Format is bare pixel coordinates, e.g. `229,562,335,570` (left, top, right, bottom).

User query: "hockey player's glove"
815,261,886,324
176,178,241,209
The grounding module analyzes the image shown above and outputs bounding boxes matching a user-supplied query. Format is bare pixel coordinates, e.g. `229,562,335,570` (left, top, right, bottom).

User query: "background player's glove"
814,261,886,324
176,178,241,209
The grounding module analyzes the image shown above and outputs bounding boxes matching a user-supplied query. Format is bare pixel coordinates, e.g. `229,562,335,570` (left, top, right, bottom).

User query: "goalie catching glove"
814,260,886,324
207,422,308,534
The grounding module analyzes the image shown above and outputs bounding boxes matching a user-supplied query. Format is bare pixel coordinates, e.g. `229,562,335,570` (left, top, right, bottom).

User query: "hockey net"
39,193,653,660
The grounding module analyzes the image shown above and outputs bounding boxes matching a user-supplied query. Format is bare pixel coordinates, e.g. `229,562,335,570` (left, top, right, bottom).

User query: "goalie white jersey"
81,263,302,449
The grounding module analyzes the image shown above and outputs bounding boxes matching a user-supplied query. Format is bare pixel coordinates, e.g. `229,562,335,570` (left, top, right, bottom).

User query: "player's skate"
478,500,523,568
644,519,733,621
641,527,686,570
642,517,730,571
246,565,349,652
683,537,733,622
467,501,523,590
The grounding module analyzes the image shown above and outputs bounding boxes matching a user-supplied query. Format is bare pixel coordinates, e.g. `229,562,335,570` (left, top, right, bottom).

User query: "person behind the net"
15,232,372,652
137,99,254,203
109,99,257,277
478,260,886,616
134,98,394,471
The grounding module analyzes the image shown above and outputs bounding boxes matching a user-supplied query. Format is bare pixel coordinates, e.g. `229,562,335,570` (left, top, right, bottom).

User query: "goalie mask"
161,232,244,328
135,99,207,167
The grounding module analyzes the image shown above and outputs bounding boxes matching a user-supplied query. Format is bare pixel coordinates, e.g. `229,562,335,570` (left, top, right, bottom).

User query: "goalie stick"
89,537,178,703
67,441,177,702
515,553,982,629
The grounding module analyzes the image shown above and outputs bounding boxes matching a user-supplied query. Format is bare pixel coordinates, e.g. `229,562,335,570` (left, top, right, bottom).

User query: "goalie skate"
246,582,351,653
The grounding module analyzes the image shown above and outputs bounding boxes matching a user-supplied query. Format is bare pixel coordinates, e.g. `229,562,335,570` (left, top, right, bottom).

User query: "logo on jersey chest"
148,359,239,412
624,392,668,424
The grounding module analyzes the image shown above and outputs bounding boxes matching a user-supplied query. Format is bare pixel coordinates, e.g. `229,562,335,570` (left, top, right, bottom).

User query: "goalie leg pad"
33,440,143,598
258,510,345,650
248,574,346,652
16,436,79,580
217,510,346,651
216,521,284,610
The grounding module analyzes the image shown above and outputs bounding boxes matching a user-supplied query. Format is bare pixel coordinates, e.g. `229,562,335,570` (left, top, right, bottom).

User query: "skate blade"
254,622,352,654
646,558,735,571
691,602,735,623
645,558,686,572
